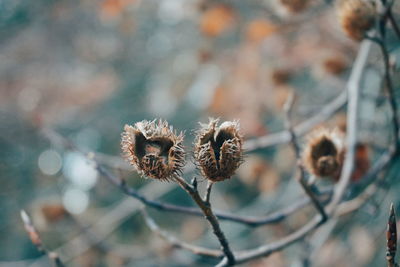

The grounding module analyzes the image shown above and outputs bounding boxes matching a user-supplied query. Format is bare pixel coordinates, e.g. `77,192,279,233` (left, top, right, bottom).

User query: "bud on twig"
387,203,397,267
20,210,65,267
121,119,185,181
20,210,43,250
194,118,243,182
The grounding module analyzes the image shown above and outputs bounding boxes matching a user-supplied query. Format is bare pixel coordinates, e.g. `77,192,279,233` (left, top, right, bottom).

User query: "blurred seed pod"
271,68,292,86
41,204,67,223
275,0,310,15
302,127,345,179
337,0,377,41
121,119,185,181
194,118,243,182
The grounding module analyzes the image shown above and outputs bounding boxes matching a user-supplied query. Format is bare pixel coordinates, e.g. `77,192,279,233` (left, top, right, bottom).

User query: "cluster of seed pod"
122,118,370,184
121,118,244,182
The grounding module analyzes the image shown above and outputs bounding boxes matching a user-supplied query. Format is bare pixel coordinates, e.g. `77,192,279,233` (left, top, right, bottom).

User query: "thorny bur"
121,119,185,181
337,0,376,41
194,118,243,182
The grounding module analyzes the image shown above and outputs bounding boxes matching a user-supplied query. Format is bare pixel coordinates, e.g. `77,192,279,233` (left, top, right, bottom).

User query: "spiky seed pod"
121,119,185,181
302,128,345,179
194,118,243,182
337,0,376,41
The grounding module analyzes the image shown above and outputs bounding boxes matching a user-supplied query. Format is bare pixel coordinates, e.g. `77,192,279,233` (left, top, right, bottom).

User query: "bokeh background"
1,0,400,266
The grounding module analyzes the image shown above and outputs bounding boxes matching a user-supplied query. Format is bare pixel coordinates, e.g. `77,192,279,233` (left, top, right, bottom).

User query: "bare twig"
283,93,327,223
216,33,381,267
327,39,372,214
216,215,322,267
204,181,214,204
216,144,397,266
20,210,65,267
387,203,398,267
141,209,223,258
42,127,329,227
244,89,347,151
375,30,400,151
388,10,400,41
172,176,235,265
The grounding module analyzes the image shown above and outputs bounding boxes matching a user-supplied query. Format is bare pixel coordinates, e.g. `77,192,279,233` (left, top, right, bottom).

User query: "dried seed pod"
121,119,185,181
194,118,243,182
277,0,310,14
337,0,376,41
302,127,345,179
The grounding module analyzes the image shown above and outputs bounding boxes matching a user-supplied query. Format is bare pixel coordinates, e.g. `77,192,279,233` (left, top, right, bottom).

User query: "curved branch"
244,89,347,152
173,176,235,265
142,209,223,258
43,128,329,227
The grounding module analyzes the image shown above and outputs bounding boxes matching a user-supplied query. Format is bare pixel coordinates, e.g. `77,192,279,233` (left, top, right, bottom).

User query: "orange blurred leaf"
200,5,235,37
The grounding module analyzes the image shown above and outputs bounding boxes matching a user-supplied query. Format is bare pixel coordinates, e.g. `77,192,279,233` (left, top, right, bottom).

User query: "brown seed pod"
41,204,67,223
337,0,376,41
302,127,345,179
277,0,310,14
121,119,185,181
194,118,243,182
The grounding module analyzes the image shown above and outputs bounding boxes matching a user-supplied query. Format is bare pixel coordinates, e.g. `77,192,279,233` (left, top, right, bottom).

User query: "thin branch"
204,181,214,204
42,127,330,227
328,0,399,213
20,210,65,267
327,39,372,214
216,33,386,267
141,209,223,258
99,160,329,226
283,93,327,223
49,182,170,264
375,33,400,151
388,10,400,41
172,176,235,265
310,168,388,261
244,89,347,151
216,215,322,267
216,144,396,266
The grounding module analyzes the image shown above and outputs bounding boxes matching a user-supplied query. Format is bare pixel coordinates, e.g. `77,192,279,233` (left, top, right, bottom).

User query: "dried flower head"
121,119,185,181
337,0,376,41
194,118,243,182
302,128,345,179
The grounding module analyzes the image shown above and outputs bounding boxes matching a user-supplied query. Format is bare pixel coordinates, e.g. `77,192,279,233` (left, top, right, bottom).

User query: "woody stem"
173,176,235,265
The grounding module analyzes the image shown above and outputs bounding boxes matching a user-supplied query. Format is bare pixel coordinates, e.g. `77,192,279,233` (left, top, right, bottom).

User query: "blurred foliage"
0,0,400,266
